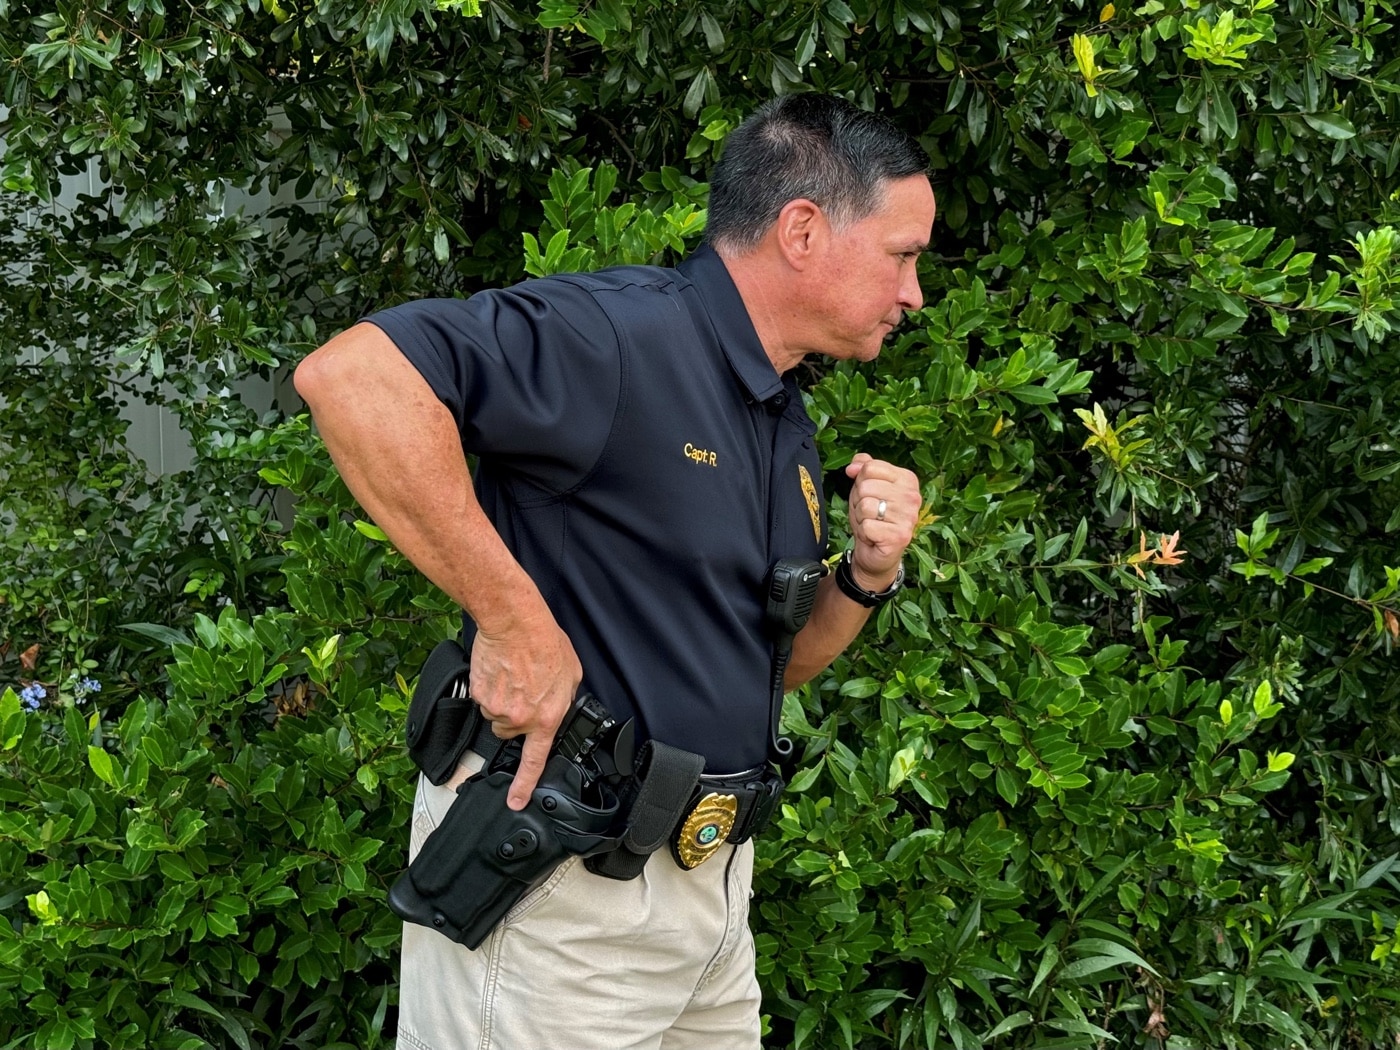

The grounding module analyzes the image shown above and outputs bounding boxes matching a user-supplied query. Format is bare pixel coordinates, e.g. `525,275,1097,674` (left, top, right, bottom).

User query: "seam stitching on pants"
478,927,504,1050
693,845,740,992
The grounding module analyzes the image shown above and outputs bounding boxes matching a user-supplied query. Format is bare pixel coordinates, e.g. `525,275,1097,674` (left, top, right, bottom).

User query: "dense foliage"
3,0,1399,1046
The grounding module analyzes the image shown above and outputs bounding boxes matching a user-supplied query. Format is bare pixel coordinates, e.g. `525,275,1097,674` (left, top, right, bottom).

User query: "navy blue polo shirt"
366,245,827,772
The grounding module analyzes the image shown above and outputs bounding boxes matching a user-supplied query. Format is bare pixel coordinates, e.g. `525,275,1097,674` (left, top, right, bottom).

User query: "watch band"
834,549,904,608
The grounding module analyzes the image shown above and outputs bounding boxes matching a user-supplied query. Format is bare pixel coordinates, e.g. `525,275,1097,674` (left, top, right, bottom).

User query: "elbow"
293,323,426,429
782,660,816,693
294,325,371,414
293,346,333,413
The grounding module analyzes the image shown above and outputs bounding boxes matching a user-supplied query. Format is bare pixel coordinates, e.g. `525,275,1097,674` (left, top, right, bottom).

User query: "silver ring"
876,499,887,522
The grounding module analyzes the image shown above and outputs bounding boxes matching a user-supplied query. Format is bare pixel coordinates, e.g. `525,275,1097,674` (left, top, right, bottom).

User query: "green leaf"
1280,894,1360,927
193,613,220,649
793,1006,821,1050
1266,750,1295,772
120,622,193,647
1069,936,1160,976
683,68,711,119
994,766,1019,805
967,90,988,146
1302,112,1356,139
983,1011,1033,1040
1253,679,1277,717
1006,383,1059,404
839,677,881,698
1250,999,1311,1046
157,854,195,881
1,690,23,750
698,10,724,52
1059,954,1134,980
157,989,224,1019
353,520,390,542
88,746,119,788
800,19,817,65
787,761,823,793
1214,94,1239,139
1029,944,1059,997
888,746,919,790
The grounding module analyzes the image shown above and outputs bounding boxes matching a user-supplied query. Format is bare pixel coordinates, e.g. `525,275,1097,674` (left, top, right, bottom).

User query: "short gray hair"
704,94,930,254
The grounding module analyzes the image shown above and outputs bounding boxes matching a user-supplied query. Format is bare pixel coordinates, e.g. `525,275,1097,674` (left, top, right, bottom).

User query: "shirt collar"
678,243,786,404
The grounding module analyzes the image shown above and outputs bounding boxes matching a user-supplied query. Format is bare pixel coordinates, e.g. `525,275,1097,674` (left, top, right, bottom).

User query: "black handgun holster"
391,640,632,949
389,755,622,949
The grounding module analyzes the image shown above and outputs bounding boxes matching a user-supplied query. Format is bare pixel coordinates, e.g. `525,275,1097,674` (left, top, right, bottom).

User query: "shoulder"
368,265,691,357
544,265,692,336
544,265,687,312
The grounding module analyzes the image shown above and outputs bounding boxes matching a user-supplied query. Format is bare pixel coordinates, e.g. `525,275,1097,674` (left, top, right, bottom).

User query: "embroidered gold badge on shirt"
798,465,821,542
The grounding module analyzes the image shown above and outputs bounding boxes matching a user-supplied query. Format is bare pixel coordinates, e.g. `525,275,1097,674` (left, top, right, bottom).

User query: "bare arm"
293,322,579,810
784,454,921,687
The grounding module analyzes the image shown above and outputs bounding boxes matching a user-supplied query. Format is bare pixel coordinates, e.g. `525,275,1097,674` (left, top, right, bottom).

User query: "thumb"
845,452,873,478
507,735,550,811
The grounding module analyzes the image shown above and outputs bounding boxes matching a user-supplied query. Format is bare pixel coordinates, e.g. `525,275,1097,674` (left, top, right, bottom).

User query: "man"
294,93,935,1050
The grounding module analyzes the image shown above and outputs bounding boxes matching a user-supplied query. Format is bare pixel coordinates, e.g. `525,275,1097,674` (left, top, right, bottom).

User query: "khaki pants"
397,770,763,1050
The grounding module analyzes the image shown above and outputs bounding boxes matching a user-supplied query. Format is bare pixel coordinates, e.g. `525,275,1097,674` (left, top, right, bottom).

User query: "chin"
864,332,895,359
829,332,888,362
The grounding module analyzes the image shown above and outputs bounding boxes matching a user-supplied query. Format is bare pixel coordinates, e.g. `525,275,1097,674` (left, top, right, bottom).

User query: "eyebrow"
898,241,934,253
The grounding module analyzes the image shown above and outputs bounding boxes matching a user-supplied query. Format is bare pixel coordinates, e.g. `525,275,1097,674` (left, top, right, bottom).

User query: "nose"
899,263,924,313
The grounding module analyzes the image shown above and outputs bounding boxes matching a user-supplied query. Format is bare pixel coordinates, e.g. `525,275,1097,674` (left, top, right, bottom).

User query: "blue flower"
19,683,46,710
69,676,103,704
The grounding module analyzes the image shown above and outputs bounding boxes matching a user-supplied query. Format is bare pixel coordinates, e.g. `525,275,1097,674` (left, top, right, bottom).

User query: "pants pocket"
410,773,458,859
501,855,581,927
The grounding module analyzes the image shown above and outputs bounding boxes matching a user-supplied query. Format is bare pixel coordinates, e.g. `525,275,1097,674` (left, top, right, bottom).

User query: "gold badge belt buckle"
673,791,738,870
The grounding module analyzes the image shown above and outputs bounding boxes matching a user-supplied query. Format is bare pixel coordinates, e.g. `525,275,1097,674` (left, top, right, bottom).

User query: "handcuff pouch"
586,740,705,880
404,639,480,786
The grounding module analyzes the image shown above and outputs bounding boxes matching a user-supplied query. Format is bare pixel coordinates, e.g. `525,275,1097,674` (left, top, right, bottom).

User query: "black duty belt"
403,640,785,884
672,766,786,870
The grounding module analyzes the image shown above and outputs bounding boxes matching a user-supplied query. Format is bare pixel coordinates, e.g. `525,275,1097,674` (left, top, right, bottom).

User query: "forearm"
293,323,547,635
782,563,899,688
784,575,867,687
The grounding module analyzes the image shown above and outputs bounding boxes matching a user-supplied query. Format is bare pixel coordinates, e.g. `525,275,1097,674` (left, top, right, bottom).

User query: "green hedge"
4,0,1400,1046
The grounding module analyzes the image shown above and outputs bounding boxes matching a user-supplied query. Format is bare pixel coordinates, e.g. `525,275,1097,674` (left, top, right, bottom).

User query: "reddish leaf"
1156,530,1188,567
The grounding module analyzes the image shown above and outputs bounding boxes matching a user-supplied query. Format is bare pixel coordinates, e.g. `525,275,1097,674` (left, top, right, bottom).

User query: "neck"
714,247,808,376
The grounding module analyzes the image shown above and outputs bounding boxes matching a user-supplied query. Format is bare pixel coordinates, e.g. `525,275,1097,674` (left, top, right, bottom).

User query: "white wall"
7,145,312,479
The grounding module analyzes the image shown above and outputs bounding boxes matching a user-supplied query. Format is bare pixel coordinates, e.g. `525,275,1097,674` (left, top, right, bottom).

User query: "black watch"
834,549,904,608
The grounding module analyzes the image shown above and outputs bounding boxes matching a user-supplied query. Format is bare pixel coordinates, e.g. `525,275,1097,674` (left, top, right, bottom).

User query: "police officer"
294,93,935,1050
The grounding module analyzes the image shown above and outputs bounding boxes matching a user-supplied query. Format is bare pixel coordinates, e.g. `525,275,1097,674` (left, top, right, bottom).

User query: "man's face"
812,175,936,362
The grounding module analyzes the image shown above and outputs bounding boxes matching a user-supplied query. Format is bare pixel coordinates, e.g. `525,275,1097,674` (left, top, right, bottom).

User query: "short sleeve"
364,278,621,493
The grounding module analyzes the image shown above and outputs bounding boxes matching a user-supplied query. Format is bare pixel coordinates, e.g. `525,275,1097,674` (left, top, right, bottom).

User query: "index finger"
506,731,552,811
845,452,874,478
849,458,916,489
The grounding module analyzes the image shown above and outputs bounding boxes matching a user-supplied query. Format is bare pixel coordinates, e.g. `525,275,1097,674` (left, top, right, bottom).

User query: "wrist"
465,562,552,640
834,549,904,608
850,559,899,593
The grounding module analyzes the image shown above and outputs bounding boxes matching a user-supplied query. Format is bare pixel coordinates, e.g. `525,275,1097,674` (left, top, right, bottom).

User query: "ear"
772,198,826,271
